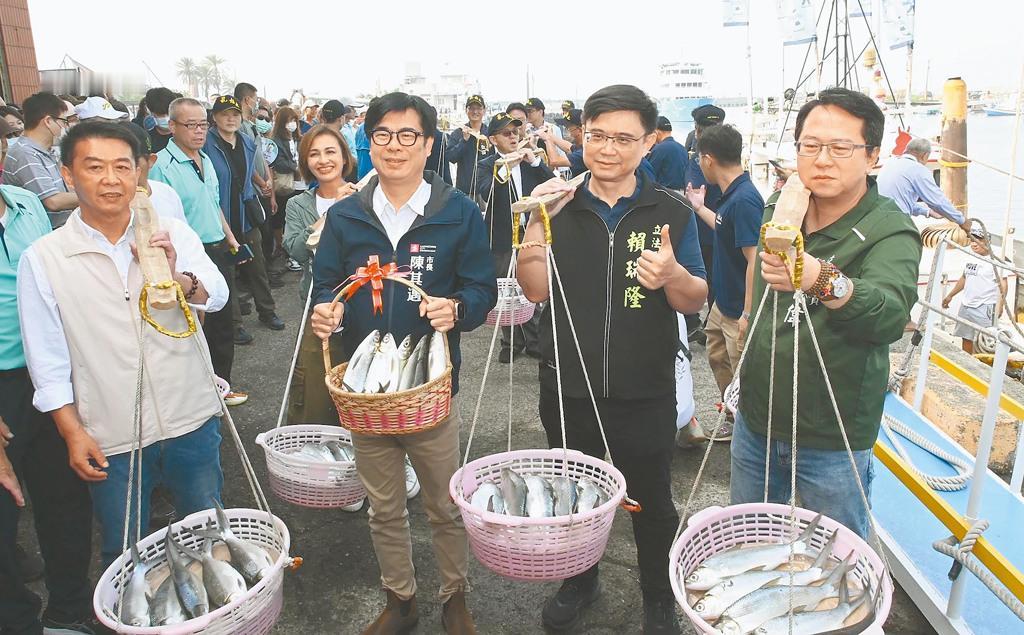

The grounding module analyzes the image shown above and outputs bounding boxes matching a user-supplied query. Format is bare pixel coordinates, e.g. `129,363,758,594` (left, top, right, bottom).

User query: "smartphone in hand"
231,244,254,265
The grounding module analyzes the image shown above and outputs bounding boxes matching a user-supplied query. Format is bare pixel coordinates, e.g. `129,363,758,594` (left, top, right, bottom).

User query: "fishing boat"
654,61,713,133
985,106,1017,117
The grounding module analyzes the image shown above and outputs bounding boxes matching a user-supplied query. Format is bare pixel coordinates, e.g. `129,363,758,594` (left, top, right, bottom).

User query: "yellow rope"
139,281,198,338
939,159,970,168
759,222,805,290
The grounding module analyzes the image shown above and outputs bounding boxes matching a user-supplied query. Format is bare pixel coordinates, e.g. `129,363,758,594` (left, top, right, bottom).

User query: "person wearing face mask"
2,92,79,228
270,107,306,271
144,87,179,153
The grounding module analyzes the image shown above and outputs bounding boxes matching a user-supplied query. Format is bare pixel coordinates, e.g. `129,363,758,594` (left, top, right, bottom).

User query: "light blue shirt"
0,185,52,369
877,153,965,224
150,139,226,244
342,123,357,156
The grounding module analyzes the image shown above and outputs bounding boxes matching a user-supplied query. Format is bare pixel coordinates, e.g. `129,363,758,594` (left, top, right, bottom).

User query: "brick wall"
0,0,38,104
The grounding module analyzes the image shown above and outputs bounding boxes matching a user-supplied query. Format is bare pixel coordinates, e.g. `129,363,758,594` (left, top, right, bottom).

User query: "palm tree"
203,55,226,96
176,57,196,96
195,63,213,99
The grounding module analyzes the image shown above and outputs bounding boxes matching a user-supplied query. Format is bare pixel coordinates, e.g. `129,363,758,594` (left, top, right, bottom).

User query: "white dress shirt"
17,210,228,412
371,179,431,249
148,179,188,224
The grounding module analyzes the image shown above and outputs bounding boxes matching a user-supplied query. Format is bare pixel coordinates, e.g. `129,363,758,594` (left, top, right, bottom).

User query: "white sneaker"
405,458,420,499
341,497,365,513
286,258,302,271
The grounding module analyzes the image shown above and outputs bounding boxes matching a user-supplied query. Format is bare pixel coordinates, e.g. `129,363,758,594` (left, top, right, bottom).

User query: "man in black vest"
477,112,554,362
517,85,707,634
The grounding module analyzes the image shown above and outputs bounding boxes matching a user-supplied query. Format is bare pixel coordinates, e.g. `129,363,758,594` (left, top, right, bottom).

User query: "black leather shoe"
642,594,680,634
499,347,512,364
259,314,285,330
541,578,601,631
234,326,254,345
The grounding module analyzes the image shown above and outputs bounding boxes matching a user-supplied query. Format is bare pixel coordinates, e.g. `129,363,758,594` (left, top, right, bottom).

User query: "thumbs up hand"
637,224,681,291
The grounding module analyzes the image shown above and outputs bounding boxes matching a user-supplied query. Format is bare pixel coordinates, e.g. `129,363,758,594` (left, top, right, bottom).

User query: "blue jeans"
89,417,224,568
729,412,875,539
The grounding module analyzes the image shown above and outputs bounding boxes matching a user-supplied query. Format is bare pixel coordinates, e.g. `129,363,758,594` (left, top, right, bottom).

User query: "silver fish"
150,574,186,626
428,330,447,381
524,475,555,518
119,543,152,627
399,335,427,390
754,575,870,635
299,442,335,462
364,333,399,393
575,477,606,513
175,521,248,609
413,335,430,387
500,468,528,516
693,532,837,621
397,335,414,376
686,514,823,591
470,481,505,514
550,476,578,516
164,526,208,619
189,503,274,586
342,330,380,392
714,555,852,635
325,440,354,462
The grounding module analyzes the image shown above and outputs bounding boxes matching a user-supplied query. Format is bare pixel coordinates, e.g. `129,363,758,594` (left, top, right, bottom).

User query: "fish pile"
682,515,874,634
116,503,276,628
293,440,355,463
341,329,446,393
468,467,610,518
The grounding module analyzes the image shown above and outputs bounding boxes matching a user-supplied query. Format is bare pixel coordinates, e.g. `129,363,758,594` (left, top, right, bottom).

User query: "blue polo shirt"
649,136,688,189
685,154,722,249
580,174,706,280
150,139,226,244
711,172,764,319
0,185,52,370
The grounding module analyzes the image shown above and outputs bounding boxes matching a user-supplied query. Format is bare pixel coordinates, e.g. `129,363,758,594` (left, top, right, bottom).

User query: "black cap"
656,116,673,132
466,94,485,108
486,112,522,136
692,104,725,127
211,95,242,114
525,97,545,111
561,100,575,111
320,99,345,122
558,108,582,128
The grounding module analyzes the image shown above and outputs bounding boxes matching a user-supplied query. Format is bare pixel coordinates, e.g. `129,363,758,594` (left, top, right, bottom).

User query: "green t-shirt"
738,180,922,450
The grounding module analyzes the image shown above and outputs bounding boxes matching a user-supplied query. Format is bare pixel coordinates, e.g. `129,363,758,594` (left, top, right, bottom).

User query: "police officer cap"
692,104,725,126
559,108,583,128
486,112,523,136
656,116,672,131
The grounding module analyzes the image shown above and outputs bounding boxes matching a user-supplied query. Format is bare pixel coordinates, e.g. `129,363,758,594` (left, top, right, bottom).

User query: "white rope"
275,280,315,428
879,414,971,491
117,322,147,623
547,246,570,469
787,292,803,632
932,520,1024,620
764,291,779,503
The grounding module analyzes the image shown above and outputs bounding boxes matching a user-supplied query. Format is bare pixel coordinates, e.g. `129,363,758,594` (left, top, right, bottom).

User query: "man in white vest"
18,120,229,567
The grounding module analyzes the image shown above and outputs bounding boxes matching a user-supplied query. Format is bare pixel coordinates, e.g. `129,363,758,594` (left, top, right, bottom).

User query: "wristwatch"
451,298,465,322
808,261,852,302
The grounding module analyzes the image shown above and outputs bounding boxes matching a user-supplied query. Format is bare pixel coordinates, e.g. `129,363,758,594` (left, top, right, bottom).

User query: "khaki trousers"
351,399,468,602
287,322,344,424
705,303,744,397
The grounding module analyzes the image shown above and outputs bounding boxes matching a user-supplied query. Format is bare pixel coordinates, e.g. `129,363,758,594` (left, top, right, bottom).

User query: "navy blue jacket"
427,130,453,186
649,136,688,189
203,129,257,234
475,154,555,254
312,171,498,394
446,124,494,194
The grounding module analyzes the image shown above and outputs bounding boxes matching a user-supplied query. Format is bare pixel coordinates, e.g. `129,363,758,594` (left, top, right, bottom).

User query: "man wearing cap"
476,112,553,362
877,137,969,230
524,98,565,163
75,96,128,123
342,105,359,153
300,100,319,134
538,109,587,177
446,94,492,195
649,116,687,191
320,99,346,135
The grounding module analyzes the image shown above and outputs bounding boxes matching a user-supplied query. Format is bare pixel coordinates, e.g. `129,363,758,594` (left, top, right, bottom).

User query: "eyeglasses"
370,128,424,147
584,130,645,148
175,121,210,131
495,129,518,138
795,140,874,159
53,117,70,127
256,115,270,121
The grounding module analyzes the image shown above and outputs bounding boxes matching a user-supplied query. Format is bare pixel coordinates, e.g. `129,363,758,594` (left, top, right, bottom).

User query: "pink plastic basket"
485,278,536,327
450,449,626,581
670,503,891,635
255,425,365,509
93,507,291,635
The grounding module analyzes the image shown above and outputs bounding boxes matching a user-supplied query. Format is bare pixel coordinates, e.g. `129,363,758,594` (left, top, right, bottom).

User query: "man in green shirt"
731,88,921,539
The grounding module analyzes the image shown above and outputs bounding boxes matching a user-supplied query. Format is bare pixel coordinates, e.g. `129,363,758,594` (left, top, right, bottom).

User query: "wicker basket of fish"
254,425,365,508
670,503,892,635
485,278,535,327
449,448,626,581
324,327,452,435
94,505,293,634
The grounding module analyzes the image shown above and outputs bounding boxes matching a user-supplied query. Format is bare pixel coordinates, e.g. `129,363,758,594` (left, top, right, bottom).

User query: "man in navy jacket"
446,94,493,195
311,92,496,635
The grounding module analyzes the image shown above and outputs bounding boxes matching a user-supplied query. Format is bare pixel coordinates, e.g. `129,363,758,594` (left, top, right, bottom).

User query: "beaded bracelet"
181,270,199,300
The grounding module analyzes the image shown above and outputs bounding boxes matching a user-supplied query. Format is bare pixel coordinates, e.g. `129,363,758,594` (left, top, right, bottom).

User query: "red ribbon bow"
338,255,409,315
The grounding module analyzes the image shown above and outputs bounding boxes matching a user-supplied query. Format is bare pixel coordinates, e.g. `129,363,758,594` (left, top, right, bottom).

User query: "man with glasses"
3,92,79,228
517,84,707,634
310,92,496,635
150,97,247,405
731,88,921,539
476,112,553,363
446,94,492,195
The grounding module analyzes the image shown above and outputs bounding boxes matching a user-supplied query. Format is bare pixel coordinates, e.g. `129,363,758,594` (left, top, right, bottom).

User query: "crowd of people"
1,76,970,635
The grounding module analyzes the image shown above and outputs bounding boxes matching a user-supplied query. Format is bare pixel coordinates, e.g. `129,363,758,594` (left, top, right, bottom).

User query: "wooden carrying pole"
763,173,811,254
131,188,176,309
511,171,589,216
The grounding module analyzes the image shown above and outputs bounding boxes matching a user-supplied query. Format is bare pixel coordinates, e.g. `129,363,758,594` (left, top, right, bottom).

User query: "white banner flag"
723,0,749,27
882,0,916,49
851,0,874,18
776,0,817,46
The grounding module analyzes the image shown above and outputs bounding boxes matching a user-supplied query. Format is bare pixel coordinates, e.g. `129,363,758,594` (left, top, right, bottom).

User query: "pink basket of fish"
255,425,366,509
670,503,891,634
449,448,627,581
485,278,536,327
93,506,293,634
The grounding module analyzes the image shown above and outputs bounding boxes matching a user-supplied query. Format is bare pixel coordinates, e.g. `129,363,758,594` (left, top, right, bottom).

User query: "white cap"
302,99,318,110
75,96,127,121
356,105,369,115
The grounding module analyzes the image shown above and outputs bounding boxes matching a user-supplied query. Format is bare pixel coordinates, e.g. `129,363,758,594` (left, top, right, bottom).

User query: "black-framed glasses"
370,128,424,147
495,128,518,138
175,120,210,131
584,130,645,148
53,117,70,127
795,140,874,158
256,115,270,121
